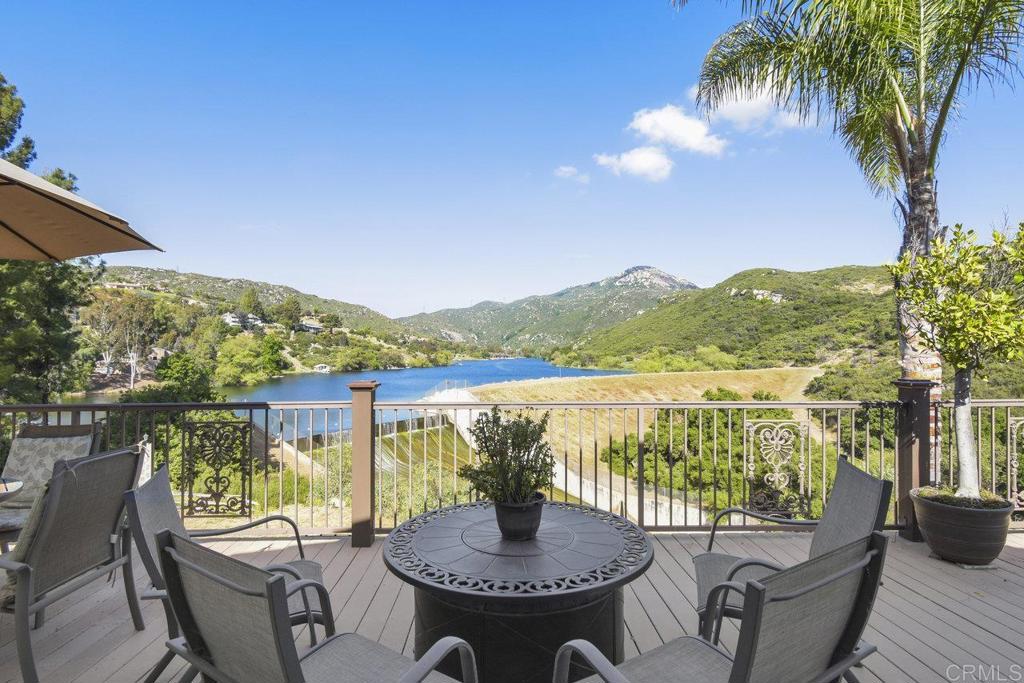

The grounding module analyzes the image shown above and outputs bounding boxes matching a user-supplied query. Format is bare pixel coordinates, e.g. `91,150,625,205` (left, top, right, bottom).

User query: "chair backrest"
809,457,892,559
124,464,189,589
730,532,887,683
1,423,103,509
157,531,303,683
17,446,142,597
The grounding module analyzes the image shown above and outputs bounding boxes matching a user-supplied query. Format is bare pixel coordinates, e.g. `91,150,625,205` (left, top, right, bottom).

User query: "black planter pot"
494,492,545,540
911,488,1013,565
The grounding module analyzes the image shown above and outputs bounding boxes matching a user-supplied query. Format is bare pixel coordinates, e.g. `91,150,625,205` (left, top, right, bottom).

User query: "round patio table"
383,501,654,683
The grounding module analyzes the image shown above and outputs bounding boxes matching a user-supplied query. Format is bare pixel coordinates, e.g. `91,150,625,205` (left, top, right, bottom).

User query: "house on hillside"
299,317,323,333
221,312,243,327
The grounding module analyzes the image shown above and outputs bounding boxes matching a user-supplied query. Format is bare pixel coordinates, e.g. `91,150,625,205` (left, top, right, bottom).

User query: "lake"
222,357,627,404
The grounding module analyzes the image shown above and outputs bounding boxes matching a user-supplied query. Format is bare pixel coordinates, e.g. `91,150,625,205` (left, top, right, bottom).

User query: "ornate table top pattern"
383,501,653,603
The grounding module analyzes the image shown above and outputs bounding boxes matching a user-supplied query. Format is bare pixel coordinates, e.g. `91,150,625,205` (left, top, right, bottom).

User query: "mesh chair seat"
693,552,777,615
299,632,459,683
578,636,733,683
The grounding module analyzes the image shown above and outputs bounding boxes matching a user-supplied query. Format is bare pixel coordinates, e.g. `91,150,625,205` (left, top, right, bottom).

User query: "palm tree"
679,0,1023,382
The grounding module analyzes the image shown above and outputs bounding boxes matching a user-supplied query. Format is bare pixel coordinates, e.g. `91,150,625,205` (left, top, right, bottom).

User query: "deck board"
0,531,1021,682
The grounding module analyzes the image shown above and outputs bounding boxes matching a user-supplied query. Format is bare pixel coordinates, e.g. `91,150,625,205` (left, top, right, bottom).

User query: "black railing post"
894,379,937,541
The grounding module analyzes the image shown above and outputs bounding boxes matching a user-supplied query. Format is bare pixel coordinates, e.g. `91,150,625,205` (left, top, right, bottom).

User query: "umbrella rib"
0,217,59,260
0,181,161,251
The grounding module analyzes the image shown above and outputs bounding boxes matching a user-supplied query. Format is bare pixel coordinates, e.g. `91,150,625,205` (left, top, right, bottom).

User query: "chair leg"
15,599,39,683
178,665,200,682
32,607,45,630
143,650,176,683
122,535,145,631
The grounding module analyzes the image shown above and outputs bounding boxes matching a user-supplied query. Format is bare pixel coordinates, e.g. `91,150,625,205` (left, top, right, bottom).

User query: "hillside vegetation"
103,266,406,336
400,266,695,348
573,266,896,369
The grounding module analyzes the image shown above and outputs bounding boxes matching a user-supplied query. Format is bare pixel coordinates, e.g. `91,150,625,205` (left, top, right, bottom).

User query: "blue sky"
5,2,1023,317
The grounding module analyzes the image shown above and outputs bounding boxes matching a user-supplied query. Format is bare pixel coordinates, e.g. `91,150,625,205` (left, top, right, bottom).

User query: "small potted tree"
891,224,1023,564
459,408,555,541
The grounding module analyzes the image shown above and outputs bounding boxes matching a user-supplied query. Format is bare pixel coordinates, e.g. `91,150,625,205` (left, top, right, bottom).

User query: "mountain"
399,266,697,348
577,265,897,367
101,266,407,335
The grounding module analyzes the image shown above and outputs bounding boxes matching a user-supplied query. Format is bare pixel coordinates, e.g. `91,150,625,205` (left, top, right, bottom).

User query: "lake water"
222,357,627,404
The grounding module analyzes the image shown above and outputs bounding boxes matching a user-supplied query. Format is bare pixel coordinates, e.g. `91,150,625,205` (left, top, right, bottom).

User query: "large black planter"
911,488,1013,565
494,492,545,540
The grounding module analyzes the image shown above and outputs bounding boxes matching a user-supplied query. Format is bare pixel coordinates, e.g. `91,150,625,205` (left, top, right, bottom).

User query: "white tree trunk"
127,350,138,389
953,368,980,498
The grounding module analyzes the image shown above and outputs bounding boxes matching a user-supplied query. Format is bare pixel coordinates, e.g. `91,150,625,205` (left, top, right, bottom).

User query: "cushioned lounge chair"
0,422,103,552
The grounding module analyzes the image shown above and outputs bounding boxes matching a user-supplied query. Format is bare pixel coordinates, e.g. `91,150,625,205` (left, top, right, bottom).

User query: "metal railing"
931,399,1024,512
371,400,902,532
2,386,1021,539
0,401,354,532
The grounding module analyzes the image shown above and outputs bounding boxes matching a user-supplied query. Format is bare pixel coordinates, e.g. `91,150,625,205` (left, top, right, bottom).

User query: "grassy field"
471,367,823,403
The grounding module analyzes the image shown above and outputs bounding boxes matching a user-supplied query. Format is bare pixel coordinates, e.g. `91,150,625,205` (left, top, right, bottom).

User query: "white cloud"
628,105,726,156
553,165,590,184
689,82,809,133
593,146,674,182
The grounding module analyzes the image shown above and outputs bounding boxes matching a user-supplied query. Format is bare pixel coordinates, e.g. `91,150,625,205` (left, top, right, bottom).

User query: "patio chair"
125,464,328,683
0,422,103,552
554,532,887,683
0,446,145,683
156,529,480,683
694,456,891,639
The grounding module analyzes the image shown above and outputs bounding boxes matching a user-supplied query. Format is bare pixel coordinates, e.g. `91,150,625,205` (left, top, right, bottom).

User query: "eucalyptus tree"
678,0,1024,381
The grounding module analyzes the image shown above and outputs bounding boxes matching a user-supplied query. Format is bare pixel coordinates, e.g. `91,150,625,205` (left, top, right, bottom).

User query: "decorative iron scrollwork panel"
744,420,811,518
183,420,252,517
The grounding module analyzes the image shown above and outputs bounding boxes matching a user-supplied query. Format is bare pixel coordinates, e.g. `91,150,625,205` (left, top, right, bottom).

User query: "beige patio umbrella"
0,157,160,260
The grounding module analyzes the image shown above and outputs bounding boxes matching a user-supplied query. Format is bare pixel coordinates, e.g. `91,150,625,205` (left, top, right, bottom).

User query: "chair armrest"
283,580,335,637
702,580,746,644
726,557,785,582
811,642,877,683
707,507,818,551
399,636,478,683
0,556,29,575
264,563,302,579
553,640,629,683
190,515,305,558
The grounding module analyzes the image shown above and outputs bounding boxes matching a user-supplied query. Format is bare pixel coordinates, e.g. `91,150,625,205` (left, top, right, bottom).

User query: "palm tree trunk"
897,149,942,384
953,367,980,498
897,147,943,481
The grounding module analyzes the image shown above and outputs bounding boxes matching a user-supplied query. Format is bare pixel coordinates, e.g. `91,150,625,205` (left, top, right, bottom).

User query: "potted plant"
459,407,555,541
891,224,1023,564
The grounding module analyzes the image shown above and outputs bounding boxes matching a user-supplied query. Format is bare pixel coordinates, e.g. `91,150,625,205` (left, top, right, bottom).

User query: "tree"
891,224,1024,498
236,287,265,319
214,334,284,386
80,289,121,374
113,292,160,389
269,295,303,330
320,313,341,330
679,0,1024,382
0,72,93,403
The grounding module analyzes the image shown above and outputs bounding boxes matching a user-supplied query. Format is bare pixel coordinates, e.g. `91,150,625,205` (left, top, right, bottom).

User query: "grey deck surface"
1,531,1022,682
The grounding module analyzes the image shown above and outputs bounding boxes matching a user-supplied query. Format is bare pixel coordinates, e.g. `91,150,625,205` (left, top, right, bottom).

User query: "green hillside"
578,265,897,368
400,266,696,348
103,266,406,336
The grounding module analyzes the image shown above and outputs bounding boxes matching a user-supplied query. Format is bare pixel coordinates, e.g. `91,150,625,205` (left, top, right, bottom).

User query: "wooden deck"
2,531,1023,682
